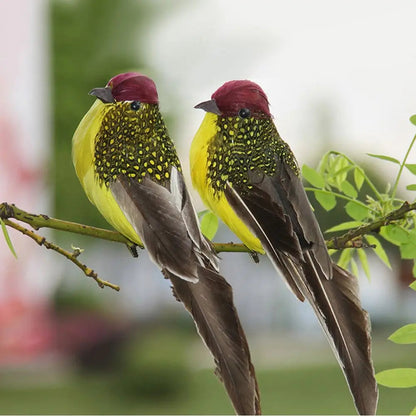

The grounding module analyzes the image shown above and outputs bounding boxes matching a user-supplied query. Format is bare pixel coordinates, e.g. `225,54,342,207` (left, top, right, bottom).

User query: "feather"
225,161,378,415
167,268,261,415
111,169,260,415
112,171,199,282
169,167,219,271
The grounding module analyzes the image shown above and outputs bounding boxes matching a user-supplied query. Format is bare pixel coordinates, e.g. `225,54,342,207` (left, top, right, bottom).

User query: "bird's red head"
90,72,159,104
108,72,158,103
210,80,271,117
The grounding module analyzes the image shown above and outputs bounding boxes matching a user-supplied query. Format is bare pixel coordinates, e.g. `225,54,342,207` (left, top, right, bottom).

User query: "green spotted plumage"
72,73,260,416
94,102,181,186
207,115,298,194
191,79,378,415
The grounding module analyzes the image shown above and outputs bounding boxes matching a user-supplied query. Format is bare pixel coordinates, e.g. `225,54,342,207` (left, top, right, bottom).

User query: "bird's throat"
93,102,181,187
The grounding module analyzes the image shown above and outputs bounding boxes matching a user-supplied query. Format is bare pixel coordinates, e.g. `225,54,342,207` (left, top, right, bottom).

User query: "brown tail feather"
166,267,261,415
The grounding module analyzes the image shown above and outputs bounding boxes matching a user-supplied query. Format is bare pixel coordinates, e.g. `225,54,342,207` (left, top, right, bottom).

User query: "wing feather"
110,170,260,415
111,173,199,282
170,167,219,271
225,161,378,415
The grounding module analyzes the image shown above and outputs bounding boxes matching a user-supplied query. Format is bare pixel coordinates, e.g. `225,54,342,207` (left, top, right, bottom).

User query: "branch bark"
2,200,416,290
326,201,416,250
1,216,120,291
0,202,248,253
0,202,135,247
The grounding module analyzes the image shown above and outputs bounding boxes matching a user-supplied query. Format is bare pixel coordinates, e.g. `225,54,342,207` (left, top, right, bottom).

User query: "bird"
190,80,378,415
72,72,260,415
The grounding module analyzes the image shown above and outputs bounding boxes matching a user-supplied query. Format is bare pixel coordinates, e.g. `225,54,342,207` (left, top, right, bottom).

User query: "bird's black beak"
89,86,115,103
194,99,222,115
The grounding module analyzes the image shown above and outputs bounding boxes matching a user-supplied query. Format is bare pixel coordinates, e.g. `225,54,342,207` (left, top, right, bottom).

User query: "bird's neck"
206,115,299,194
93,102,181,187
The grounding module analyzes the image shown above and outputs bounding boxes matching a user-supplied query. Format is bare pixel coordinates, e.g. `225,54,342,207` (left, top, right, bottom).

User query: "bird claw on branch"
2,200,416,290
329,237,376,250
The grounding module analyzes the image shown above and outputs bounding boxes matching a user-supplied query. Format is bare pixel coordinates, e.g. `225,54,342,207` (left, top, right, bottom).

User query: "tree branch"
1,217,120,291
0,202,248,254
2,200,416,290
326,201,416,250
0,202,137,248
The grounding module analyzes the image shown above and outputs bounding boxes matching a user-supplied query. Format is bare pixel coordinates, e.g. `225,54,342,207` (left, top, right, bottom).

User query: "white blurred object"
0,0,54,364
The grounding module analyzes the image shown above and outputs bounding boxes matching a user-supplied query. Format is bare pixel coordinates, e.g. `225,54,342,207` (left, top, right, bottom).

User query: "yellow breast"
190,113,264,253
72,100,143,246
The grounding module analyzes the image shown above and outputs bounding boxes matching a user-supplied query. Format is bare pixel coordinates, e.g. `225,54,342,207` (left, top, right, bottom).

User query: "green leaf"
376,368,416,388
331,157,351,188
345,201,369,221
380,224,410,245
326,220,364,233
400,239,416,259
389,324,416,344
354,168,365,190
0,218,17,259
331,154,350,173
340,180,358,198
338,248,353,269
406,184,416,191
410,279,416,291
410,114,416,126
197,209,209,218
200,211,219,240
317,152,330,176
405,164,416,175
365,234,391,268
333,165,354,180
350,257,359,277
367,153,400,164
302,165,325,188
357,249,370,279
313,190,336,211
410,405,416,415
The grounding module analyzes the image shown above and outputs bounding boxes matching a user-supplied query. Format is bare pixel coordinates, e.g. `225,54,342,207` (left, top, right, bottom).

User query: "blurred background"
1,0,416,413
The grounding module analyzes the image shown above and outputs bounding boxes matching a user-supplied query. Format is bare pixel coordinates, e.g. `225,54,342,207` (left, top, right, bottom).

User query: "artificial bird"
190,80,378,415
72,72,260,415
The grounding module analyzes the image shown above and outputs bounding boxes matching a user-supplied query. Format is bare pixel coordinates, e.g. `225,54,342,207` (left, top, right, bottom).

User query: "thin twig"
0,202,138,248
391,133,416,199
0,202,247,253
2,200,416,273
213,242,250,253
326,201,416,250
2,218,120,291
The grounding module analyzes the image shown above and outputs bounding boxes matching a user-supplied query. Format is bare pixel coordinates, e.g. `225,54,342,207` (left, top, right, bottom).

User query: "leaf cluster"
3,112,416,414
376,281,416,415
302,115,416,279
302,116,416,414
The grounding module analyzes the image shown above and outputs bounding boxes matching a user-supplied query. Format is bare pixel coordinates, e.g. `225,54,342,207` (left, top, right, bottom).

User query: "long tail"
299,259,378,415
225,173,378,414
165,266,261,415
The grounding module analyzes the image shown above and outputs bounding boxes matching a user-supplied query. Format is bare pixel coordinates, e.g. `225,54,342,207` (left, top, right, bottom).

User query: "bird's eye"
130,101,141,111
238,108,251,118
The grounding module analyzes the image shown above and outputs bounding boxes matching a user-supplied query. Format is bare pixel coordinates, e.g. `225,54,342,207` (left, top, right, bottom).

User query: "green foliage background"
51,0,155,226
31,0,416,413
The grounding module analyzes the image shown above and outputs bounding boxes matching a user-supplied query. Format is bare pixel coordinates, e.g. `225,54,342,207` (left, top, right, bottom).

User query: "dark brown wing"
225,161,378,415
110,169,260,415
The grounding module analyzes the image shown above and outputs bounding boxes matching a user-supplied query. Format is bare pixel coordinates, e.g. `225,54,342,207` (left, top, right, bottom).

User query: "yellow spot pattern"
207,116,299,195
94,102,181,186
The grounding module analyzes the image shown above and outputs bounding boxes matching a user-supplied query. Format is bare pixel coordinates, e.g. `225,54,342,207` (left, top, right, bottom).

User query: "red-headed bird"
190,80,378,415
72,73,260,415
